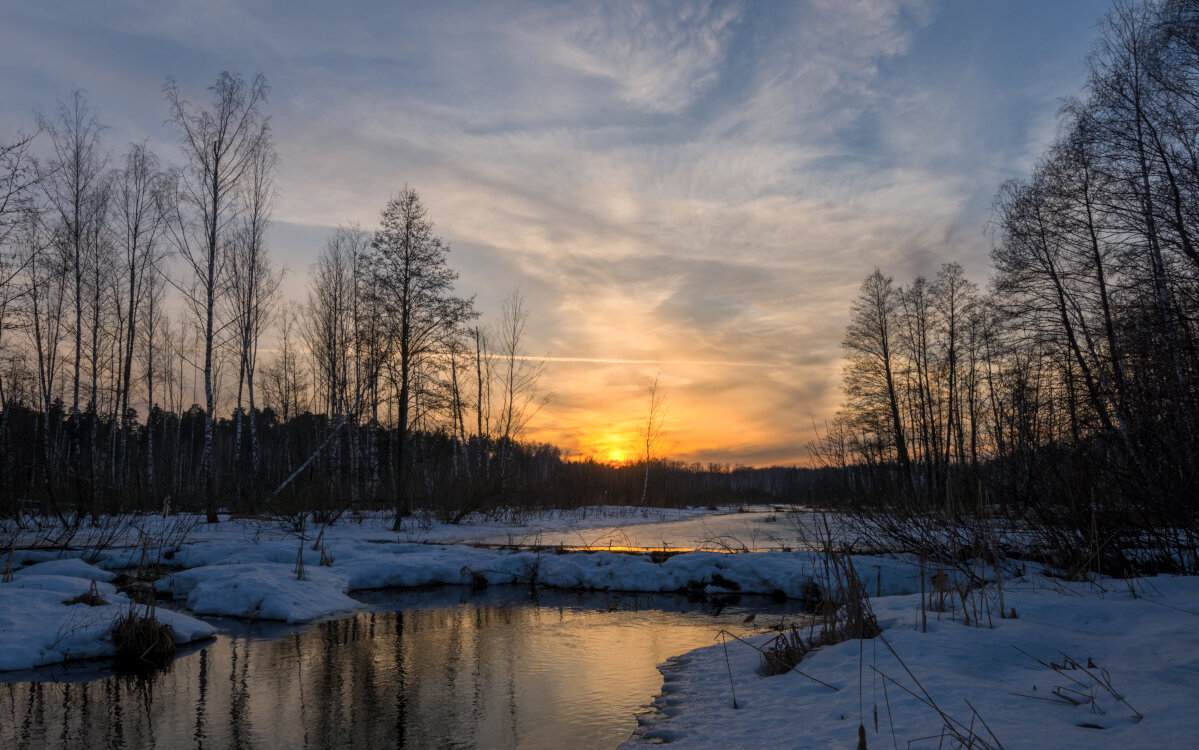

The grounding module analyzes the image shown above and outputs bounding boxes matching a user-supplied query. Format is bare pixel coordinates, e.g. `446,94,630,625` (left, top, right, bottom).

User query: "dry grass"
64,579,108,607
750,515,882,677
760,625,811,675
111,603,176,668
753,553,880,676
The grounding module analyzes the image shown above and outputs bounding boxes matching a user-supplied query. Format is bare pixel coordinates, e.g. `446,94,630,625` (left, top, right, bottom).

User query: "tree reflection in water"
1,587,807,749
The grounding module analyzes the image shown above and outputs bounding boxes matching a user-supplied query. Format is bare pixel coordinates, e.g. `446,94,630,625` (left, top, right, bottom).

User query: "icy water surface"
465,507,807,552
0,587,805,749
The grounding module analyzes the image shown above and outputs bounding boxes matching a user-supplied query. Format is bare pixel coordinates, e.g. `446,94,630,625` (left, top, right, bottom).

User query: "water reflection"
1,587,806,749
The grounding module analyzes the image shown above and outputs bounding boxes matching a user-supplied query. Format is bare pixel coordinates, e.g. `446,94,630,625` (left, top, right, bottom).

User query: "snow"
1,506,818,671
152,542,826,621
0,509,988,665
135,506,828,624
41,505,790,561
7,505,1199,748
162,563,359,623
0,559,214,672
402,506,804,551
13,557,118,581
623,571,1199,749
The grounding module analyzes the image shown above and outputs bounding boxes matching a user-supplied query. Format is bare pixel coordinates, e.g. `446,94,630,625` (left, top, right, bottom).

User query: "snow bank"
4,508,994,635
150,531,947,624
0,563,214,672
14,557,117,582
152,536,835,621
625,573,1199,749
154,543,827,622
159,563,359,623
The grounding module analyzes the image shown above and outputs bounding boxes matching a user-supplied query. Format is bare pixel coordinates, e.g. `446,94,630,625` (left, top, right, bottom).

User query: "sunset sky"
0,0,1107,466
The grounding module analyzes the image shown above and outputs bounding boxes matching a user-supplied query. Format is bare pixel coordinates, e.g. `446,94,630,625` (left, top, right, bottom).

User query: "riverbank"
624,570,1199,749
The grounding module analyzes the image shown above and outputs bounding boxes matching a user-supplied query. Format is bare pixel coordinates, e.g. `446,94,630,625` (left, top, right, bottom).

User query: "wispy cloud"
521,1,745,114
0,0,1102,465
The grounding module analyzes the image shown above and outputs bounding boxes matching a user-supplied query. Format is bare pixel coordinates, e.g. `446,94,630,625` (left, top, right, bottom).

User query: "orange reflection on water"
0,590,806,750
558,544,738,554
463,542,745,555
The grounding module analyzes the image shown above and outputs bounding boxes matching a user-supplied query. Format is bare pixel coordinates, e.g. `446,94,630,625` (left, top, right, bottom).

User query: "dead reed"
111,603,177,668
64,579,108,607
755,533,880,677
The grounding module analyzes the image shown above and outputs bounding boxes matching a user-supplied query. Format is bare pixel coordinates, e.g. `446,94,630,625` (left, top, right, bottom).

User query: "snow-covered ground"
625,571,1199,749
0,559,214,672
145,508,846,623
5,506,1199,747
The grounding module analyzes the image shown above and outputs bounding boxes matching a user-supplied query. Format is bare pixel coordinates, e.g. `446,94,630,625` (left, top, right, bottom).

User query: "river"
1,586,807,749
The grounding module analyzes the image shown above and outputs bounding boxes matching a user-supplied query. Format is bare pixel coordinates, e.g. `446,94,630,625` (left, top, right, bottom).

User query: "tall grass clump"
757,519,880,676
65,579,108,607
111,603,176,668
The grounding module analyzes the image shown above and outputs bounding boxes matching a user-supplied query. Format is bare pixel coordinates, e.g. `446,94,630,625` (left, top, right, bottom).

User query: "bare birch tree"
109,142,167,480
164,71,269,521
640,374,665,506
229,131,280,491
494,290,547,482
39,91,107,483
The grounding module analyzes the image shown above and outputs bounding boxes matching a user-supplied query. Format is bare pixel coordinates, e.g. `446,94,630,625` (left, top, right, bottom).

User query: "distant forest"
0,72,810,529
821,0,1199,571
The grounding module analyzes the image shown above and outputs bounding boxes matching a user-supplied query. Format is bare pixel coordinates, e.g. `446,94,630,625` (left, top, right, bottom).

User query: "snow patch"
0,577,213,672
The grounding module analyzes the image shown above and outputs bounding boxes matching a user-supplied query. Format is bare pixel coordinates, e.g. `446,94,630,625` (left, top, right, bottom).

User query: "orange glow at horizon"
576,432,636,465
470,278,842,469
512,358,828,469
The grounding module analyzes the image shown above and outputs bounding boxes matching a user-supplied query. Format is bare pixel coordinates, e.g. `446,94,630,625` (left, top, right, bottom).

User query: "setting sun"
584,430,644,466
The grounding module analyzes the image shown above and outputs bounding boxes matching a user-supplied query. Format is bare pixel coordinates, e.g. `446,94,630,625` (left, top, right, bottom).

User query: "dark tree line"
822,0,1199,573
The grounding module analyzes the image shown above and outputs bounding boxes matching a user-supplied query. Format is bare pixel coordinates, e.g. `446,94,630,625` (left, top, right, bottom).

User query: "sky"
0,0,1110,466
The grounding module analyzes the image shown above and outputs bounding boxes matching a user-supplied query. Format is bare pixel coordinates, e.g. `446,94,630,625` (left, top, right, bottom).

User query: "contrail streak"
253,349,772,368
513,355,771,368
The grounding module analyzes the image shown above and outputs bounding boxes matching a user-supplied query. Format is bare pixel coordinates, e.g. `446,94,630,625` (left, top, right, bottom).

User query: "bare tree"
82,176,112,496
39,91,108,455
229,132,280,489
306,227,365,421
164,71,269,521
0,132,39,248
262,301,308,428
304,226,364,498
109,142,168,479
139,263,167,493
19,214,67,514
930,263,978,484
494,289,548,481
0,132,40,411
640,374,665,506
473,325,493,475
843,269,911,484
369,187,474,526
